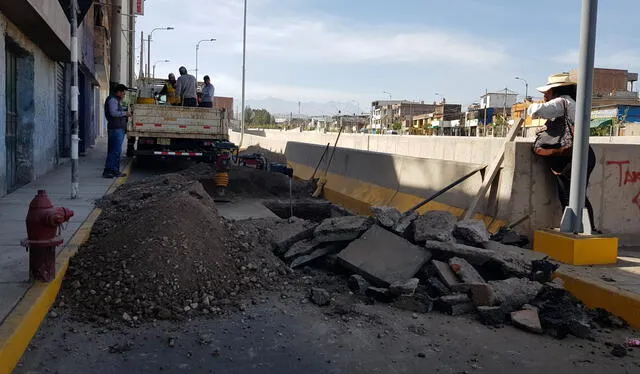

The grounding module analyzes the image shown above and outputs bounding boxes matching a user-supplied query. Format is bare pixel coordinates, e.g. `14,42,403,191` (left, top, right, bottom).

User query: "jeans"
552,147,597,230
104,129,125,174
183,98,197,107
199,101,213,108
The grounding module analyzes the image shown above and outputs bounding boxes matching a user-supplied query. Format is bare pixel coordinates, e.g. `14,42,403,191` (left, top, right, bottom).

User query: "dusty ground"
17,288,640,374
15,158,640,373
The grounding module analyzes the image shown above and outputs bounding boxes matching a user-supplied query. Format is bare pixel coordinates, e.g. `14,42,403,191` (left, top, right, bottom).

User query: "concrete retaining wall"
230,130,640,246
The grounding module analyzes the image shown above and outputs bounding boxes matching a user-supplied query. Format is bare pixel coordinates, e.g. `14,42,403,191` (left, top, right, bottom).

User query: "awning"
590,118,613,128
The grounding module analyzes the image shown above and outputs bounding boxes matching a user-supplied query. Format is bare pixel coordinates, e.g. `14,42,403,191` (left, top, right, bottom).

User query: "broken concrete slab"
477,306,506,326
436,294,475,316
347,274,370,296
453,219,490,248
490,278,544,312
310,288,331,306
284,239,322,260
366,286,394,302
337,225,431,287
392,211,418,237
425,241,494,266
272,224,318,256
431,260,462,289
449,257,486,284
425,277,450,297
389,278,420,297
314,216,373,243
290,243,345,268
413,211,456,243
511,309,543,334
468,283,496,307
370,206,401,228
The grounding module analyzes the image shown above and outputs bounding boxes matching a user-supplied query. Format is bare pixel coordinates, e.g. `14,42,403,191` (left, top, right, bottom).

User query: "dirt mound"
240,145,288,164
223,167,316,198
61,173,292,324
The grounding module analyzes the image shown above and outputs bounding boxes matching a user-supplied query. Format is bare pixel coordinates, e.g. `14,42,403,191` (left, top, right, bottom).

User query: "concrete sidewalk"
0,137,122,323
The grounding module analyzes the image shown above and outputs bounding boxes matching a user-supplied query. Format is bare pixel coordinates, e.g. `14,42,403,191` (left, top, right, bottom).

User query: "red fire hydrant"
21,190,74,282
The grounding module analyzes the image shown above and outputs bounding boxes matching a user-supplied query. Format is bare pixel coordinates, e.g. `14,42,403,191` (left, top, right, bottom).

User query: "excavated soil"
59,168,318,324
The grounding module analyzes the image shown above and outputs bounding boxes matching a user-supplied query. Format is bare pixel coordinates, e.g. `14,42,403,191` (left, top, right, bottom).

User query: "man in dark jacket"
103,84,130,178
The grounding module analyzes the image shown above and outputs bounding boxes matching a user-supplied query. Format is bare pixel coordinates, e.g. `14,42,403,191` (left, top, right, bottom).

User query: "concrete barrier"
231,130,640,246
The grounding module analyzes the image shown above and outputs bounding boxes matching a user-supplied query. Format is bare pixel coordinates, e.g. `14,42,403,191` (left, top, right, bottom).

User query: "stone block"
453,219,490,248
310,288,330,306
370,206,401,228
290,243,345,268
272,224,317,256
490,278,544,312
393,294,434,314
337,225,431,287
366,286,394,302
284,238,322,260
392,211,418,237
314,216,373,243
468,283,496,307
425,276,450,297
413,210,456,243
448,257,486,284
511,309,543,334
436,294,474,316
389,278,420,297
431,260,462,289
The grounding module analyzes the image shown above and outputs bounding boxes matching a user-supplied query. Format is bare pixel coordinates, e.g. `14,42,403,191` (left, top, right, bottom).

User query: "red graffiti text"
607,160,640,209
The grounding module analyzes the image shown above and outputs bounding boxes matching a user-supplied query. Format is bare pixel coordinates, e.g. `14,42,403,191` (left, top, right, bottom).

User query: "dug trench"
33,152,640,371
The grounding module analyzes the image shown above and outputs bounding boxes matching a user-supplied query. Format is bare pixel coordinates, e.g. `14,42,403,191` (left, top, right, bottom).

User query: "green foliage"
244,106,275,126
392,122,402,131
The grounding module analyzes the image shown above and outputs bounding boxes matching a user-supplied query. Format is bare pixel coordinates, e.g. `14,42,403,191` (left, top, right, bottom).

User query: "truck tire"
126,137,135,158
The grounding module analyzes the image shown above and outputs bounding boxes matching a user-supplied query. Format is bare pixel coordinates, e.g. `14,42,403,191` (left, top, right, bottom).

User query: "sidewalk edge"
0,161,132,374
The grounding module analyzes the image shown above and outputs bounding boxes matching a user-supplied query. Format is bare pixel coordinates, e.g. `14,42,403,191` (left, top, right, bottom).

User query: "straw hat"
536,72,577,93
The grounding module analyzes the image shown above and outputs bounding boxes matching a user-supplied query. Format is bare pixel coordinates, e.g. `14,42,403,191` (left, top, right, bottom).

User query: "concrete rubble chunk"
468,283,496,307
425,241,494,266
284,238,322,260
413,211,457,243
370,206,402,228
448,257,486,284
310,288,330,306
453,219,490,248
337,225,431,287
314,216,373,243
348,274,370,295
392,211,418,237
289,243,344,268
490,278,544,312
425,276,450,297
431,260,462,289
393,294,434,314
511,309,543,334
272,224,318,256
389,278,420,297
436,294,474,316
477,306,506,326
366,286,394,302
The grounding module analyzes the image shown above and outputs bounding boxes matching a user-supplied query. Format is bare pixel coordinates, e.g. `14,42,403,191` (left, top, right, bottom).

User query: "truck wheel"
126,137,135,158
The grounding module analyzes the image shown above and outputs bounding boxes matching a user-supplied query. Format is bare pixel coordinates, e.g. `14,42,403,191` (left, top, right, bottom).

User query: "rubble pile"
61,171,298,323
275,205,628,340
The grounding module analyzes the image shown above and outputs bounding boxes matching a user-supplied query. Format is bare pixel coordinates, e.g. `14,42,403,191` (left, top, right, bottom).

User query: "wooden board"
462,119,524,220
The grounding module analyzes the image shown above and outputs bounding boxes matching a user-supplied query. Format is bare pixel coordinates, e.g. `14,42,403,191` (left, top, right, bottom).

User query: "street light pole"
560,0,598,234
147,26,174,78
195,38,216,82
515,77,529,101
153,59,170,78
239,0,248,148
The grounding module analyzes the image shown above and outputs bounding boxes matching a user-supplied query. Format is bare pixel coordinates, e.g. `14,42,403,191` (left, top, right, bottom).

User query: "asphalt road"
16,290,640,374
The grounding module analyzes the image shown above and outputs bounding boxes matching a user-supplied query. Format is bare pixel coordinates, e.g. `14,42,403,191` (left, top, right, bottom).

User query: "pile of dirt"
240,145,288,164
60,172,293,324
224,167,316,198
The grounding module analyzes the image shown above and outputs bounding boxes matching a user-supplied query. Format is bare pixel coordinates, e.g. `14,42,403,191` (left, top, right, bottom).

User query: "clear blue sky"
138,0,640,112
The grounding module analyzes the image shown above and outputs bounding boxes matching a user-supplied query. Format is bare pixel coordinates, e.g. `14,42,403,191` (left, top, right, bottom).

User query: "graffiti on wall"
607,160,640,209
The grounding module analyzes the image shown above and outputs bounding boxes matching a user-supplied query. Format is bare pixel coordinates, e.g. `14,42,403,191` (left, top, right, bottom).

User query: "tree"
244,106,255,125
392,122,402,131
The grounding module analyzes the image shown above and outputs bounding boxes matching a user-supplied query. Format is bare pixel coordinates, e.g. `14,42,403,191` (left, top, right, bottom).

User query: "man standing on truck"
103,84,130,178
158,73,179,105
175,66,198,107
200,75,215,108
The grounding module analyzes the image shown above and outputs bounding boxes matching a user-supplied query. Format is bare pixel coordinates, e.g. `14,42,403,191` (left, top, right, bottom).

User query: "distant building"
370,100,437,130
480,90,519,113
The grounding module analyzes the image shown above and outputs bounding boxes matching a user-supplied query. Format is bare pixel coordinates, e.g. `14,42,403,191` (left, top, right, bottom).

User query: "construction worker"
103,84,130,178
158,73,179,105
200,75,215,108
175,66,197,107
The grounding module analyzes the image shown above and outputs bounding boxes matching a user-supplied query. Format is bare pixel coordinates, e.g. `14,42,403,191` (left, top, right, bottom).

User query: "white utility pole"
70,0,80,198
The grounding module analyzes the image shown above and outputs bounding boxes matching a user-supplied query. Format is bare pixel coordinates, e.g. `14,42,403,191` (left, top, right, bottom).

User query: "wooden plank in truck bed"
131,104,228,138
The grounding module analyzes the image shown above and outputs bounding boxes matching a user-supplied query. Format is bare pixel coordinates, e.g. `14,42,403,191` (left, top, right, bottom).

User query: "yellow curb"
555,269,640,329
0,160,132,374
